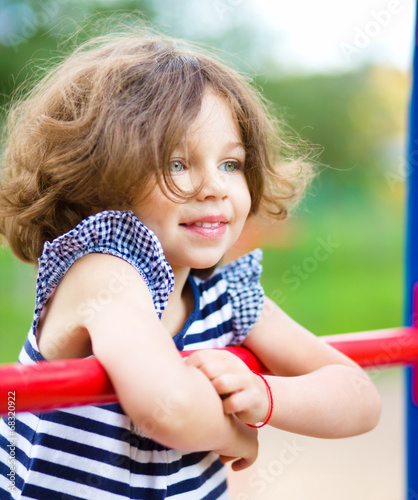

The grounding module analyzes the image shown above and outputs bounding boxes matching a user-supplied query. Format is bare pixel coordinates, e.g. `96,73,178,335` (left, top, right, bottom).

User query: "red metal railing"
1,328,418,415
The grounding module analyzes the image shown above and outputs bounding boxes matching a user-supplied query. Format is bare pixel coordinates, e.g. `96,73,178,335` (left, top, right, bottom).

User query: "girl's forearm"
130,364,253,454
265,365,381,438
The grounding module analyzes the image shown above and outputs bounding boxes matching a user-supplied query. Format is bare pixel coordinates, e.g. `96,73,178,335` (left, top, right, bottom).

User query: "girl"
0,30,381,499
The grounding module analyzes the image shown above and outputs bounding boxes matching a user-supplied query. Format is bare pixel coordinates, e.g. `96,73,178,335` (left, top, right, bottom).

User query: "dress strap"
32,211,174,335
220,249,264,344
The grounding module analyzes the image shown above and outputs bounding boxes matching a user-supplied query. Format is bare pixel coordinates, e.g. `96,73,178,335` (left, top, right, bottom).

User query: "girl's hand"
185,349,270,427
215,417,258,471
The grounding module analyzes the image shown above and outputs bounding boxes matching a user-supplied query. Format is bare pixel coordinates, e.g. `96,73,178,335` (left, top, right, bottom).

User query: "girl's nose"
195,168,228,201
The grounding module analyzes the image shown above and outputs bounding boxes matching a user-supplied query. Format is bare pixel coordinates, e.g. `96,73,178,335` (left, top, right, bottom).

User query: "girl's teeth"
196,222,220,228
186,222,221,227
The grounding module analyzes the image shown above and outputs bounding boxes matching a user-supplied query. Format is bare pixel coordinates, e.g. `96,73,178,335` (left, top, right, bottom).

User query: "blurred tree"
0,0,407,351
257,66,407,200
0,0,159,108
0,0,272,107
0,0,408,201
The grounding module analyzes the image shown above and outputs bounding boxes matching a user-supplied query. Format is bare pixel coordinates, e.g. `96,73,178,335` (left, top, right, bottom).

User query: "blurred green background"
0,0,410,362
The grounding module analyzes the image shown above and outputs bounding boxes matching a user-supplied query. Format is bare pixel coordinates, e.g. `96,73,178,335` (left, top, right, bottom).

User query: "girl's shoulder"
36,210,174,317
218,249,263,286
204,250,264,343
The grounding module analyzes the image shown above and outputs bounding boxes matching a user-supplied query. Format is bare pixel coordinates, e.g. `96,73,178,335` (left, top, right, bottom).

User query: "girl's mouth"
180,221,227,239
183,222,222,228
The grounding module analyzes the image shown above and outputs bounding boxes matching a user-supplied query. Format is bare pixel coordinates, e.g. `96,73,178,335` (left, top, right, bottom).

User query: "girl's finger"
212,373,245,395
184,349,234,368
192,359,243,383
222,390,251,415
218,455,234,464
230,456,256,472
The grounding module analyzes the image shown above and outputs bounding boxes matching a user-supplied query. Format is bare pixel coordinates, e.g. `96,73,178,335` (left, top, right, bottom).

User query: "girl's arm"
245,297,381,437
187,297,381,438
39,253,257,469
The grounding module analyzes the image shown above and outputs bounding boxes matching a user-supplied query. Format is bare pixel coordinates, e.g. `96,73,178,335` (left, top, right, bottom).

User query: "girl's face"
132,91,251,272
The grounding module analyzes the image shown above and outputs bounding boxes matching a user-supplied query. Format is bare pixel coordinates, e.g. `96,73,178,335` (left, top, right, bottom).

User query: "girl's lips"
180,221,227,239
182,214,228,225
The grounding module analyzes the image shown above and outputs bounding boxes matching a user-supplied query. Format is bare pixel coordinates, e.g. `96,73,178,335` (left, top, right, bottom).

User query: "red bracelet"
246,372,274,429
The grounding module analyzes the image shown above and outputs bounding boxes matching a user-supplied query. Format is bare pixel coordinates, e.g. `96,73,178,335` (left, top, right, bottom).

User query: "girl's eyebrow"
172,141,245,157
217,142,246,158
226,141,245,153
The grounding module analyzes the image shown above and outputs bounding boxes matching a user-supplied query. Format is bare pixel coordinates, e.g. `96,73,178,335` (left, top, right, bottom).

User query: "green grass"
0,247,36,363
0,194,404,363
261,197,404,336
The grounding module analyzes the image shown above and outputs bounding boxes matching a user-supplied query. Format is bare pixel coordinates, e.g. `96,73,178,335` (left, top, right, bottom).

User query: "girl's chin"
170,255,223,272
192,258,222,269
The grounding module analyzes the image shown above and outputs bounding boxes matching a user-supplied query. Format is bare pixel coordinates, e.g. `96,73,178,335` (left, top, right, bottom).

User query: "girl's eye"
220,161,241,173
170,161,185,173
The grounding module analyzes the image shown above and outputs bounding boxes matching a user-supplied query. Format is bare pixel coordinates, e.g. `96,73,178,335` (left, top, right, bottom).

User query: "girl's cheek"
173,172,193,192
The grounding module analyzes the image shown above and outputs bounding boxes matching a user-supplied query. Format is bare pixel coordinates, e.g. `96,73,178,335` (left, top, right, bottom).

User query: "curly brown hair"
0,30,313,264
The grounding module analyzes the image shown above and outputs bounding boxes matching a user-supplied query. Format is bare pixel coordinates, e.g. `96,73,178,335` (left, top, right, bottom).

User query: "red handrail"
0,346,266,415
1,328,418,415
325,327,418,368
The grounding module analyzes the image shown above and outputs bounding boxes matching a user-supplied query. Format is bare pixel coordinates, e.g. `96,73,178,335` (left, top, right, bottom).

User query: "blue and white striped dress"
0,210,264,500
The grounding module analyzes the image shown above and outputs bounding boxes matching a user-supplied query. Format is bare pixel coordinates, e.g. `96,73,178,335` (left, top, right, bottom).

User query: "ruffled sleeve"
220,249,264,344
34,211,174,329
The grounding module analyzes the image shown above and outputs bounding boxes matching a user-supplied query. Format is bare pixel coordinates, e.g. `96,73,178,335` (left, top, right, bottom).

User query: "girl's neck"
160,265,194,337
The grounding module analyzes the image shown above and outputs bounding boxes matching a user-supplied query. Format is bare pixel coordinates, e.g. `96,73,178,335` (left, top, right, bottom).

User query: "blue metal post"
405,2,418,497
